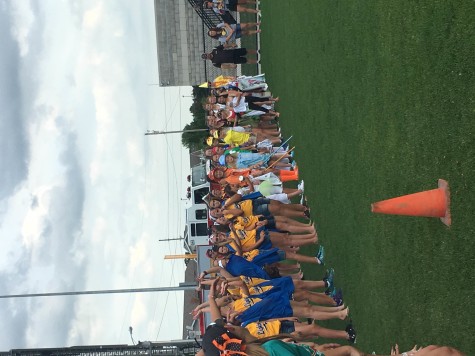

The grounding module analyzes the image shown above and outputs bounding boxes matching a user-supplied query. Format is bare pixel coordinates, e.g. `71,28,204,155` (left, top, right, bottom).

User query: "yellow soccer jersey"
246,320,281,339
248,284,273,295
243,249,260,261
231,200,253,217
233,216,259,230
232,296,262,312
230,228,257,248
240,275,268,287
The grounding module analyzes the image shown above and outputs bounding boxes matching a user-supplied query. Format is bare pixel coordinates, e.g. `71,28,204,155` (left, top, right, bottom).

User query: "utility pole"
145,129,208,136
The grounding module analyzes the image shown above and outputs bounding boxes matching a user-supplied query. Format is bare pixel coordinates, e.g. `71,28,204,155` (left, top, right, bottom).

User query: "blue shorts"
250,248,285,267
235,24,242,39
252,198,271,216
265,216,277,229
238,293,293,326
257,276,295,297
250,276,295,299
256,226,272,250
279,320,295,334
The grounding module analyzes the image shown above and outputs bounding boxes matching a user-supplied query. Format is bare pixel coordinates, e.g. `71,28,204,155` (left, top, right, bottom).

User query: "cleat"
304,209,311,219
325,286,337,297
323,268,335,290
333,296,344,307
315,245,325,265
346,324,357,344
332,288,344,306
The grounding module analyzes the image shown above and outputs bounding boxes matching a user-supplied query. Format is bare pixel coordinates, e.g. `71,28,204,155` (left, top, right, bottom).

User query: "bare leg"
293,279,325,290
236,5,259,13
324,346,365,356
269,205,306,219
291,302,349,321
240,23,259,30
292,322,350,341
275,222,316,234
241,30,259,36
279,270,303,279
285,251,320,264
275,216,315,228
275,262,300,270
280,233,318,248
295,290,337,306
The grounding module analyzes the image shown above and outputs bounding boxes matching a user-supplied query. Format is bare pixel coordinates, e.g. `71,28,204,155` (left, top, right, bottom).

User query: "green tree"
181,86,209,150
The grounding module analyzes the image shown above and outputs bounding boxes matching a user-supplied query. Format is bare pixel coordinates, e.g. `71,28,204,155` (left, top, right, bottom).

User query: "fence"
186,0,238,81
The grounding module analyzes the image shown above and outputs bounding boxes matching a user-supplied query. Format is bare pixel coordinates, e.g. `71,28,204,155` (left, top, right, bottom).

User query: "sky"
0,0,194,350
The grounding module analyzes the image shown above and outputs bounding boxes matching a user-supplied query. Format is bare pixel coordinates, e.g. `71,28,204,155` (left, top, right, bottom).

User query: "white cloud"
21,185,53,248
8,1,35,56
82,2,104,29
0,0,193,349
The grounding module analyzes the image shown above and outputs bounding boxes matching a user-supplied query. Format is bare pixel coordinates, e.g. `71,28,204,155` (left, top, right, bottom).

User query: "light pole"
0,285,198,299
129,327,153,355
129,326,136,345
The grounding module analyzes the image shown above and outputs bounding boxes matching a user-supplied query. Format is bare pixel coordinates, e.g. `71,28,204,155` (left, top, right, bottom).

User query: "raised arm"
229,225,243,256
223,194,243,208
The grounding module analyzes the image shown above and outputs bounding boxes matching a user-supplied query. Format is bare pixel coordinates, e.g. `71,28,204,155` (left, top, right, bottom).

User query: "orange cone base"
371,179,451,227
437,179,451,226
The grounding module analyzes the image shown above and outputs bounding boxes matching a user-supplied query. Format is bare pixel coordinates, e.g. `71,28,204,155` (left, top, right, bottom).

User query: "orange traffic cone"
371,179,451,226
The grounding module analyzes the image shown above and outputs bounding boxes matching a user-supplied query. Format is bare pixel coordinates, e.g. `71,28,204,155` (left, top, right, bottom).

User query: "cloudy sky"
0,0,194,350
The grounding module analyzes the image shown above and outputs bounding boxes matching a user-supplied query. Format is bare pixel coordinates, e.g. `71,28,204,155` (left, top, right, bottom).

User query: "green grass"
253,0,474,354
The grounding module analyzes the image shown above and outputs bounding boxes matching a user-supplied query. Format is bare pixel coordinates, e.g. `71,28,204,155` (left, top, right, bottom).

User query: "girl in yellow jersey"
245,319,355,343
210,218,318,252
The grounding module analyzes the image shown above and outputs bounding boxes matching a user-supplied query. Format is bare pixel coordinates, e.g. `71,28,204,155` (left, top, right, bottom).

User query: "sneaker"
333,296,344,307
346,324,357,344
297,180,304,193
315,245,325,265
325,286,336,297
323,268,335,290
304,209,311,219
332,288,344,305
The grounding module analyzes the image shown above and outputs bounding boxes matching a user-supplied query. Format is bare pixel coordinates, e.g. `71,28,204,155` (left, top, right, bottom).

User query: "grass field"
244,1,474,354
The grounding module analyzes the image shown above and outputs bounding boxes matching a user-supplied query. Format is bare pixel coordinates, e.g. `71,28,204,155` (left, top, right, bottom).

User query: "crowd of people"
192,1,465,355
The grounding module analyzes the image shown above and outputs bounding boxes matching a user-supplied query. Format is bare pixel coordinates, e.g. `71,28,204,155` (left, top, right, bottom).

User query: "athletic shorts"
234,24,242,39
256,226,272,249
238,293,293,326
232,48,248,63
250,248,285,266
279,320,296,334
228,0,238,11
252,198,272,216
257,276,295,297
265,216,277,229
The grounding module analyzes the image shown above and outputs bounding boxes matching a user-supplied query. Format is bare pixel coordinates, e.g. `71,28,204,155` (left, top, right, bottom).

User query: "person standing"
202,45,259,69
